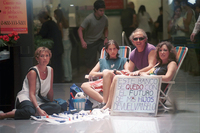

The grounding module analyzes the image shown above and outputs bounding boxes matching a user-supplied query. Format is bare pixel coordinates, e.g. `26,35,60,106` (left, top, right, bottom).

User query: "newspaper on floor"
31,108,110,124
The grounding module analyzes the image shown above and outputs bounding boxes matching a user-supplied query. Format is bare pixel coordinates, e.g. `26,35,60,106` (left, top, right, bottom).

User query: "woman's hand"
37,107,48,116
190,33,196,42
88,75,95,81
129,71,140,76
139,72,148,76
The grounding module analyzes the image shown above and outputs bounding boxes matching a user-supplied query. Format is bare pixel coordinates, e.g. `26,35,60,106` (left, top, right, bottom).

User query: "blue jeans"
62,40,72,81
15,99,61,120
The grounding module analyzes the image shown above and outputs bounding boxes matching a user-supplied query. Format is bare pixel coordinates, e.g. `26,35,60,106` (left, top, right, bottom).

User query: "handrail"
122,31,131,46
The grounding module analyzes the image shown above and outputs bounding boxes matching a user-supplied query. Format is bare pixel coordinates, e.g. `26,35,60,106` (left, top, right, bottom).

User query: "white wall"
107,16,123,45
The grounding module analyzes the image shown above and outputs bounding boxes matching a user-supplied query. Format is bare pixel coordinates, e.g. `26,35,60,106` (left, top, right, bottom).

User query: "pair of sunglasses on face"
133,37,145,41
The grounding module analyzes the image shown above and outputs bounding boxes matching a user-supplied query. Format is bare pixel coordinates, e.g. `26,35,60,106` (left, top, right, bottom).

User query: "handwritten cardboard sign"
110,75,162,116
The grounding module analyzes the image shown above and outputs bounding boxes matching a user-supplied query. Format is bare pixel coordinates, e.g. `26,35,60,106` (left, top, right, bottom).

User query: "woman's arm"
59,22,63,39
183,9,193,33
28,70,38,107
28,70,48,116
89,62,102,77
123,61,129,70
47,68,54,101
162,61,177,82
168,20,173,33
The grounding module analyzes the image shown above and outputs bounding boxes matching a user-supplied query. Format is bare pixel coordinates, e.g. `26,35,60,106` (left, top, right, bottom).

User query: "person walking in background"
78,0,108,73
181,0,196,36
0,47,61,120
120,1,137,46
190,12,200,42
137,5,153,42
181,0,199,76
38,11,64,83
168,6,186,38
154,7,163,43
54,9,72,83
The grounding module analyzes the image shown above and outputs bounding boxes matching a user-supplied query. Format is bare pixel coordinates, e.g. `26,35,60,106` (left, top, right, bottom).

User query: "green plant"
34,35,53,49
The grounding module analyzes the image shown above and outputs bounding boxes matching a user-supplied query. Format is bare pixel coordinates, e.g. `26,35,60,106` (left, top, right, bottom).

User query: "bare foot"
0,113,6,120
102,105,110,110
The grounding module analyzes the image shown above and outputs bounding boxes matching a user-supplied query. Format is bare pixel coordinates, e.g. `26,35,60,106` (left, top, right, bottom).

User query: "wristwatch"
113,69,117,75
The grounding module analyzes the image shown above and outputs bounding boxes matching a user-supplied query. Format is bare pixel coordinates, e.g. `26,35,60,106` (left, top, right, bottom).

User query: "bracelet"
105,37,108,39
36,105,39,109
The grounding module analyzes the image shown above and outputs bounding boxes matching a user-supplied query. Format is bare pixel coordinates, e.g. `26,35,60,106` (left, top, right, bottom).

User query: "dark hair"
172,6,182,18
156,41,177,65
138,5,146,16
54,9,69,29
94,0,105,11
38,11,52,21
159,6,163,11
105,40,119,59
174,5,182,12
181,0,189,6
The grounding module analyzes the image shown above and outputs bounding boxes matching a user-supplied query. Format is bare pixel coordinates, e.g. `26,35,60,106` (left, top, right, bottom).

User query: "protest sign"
110,75,162,116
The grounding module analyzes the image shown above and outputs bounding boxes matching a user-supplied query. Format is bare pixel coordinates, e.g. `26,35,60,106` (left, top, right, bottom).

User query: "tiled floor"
0,68,200,133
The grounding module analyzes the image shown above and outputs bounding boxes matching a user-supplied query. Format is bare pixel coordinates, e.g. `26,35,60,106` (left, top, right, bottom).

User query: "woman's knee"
43,102,61,114
52,103,61,113
81,82,90,91
103,70,113,78
15,106,36,119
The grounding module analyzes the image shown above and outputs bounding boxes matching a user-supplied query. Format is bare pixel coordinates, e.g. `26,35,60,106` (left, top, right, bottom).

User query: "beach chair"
85,46,131,80
159,46,188,111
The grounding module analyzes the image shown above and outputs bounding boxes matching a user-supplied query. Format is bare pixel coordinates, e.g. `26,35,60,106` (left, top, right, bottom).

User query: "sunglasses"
133,37,145,41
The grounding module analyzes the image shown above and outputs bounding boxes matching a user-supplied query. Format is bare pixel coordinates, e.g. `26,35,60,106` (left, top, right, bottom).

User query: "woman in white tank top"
0,47,61,120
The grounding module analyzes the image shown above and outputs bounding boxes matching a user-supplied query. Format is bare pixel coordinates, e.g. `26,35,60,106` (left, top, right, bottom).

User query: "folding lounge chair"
85,46,131,80
159,46,188,111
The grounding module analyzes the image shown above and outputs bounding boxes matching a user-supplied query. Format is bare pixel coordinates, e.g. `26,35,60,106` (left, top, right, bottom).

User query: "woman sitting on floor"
81,40,129,108
102,41,177,109
0,47,61,120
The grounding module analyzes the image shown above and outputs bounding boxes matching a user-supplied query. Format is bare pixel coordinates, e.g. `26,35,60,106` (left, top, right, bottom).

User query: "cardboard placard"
110,75,162,116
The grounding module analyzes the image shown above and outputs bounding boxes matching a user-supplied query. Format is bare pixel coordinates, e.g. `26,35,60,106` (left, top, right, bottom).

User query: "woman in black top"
38,11,64,83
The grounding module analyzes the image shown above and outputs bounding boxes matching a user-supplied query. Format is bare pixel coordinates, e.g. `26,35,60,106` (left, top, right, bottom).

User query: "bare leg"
81,82,103,103
102,75,119,109
0,110,15,120
102,70,115,103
